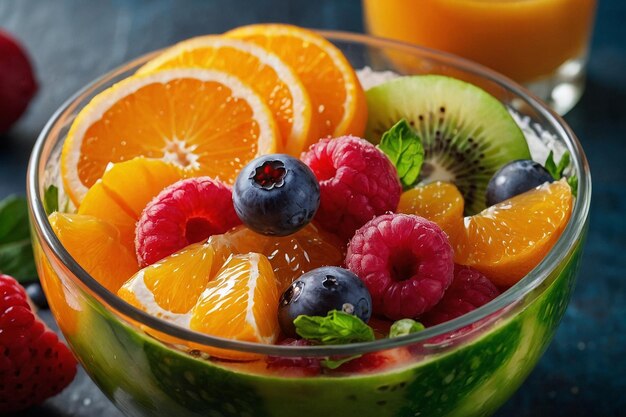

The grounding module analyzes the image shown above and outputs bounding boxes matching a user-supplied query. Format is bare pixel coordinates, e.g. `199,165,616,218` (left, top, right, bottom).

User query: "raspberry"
346,213,454,320
421,265,500,327
301,136,401,241
265,339,321,376
135,177,240,267
0,274,77,413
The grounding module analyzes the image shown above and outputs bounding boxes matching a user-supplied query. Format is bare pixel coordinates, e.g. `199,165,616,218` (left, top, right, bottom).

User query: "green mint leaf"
294,310,375,345
43,185,59,215
567,175,579,198
556,151,571,178
321,354,362,370
544,151,571,180
389,319,425,338
544,151,558,179
378,119,425,189
0,196,37,283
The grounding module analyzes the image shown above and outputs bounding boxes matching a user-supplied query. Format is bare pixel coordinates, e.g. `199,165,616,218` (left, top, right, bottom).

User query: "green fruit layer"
64,234,584,417
365,75,531,214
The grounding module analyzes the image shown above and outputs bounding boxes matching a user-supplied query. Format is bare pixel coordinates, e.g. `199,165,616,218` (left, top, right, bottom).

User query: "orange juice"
363,0,597,83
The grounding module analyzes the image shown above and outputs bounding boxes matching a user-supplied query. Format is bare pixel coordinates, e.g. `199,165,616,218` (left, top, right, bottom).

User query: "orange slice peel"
226,23,367,143
138,36,313,155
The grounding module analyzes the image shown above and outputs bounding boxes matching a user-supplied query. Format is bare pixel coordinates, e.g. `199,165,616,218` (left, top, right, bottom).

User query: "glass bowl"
27,31,591,417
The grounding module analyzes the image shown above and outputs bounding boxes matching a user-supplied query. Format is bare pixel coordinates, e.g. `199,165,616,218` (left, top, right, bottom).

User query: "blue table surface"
1,1,625,416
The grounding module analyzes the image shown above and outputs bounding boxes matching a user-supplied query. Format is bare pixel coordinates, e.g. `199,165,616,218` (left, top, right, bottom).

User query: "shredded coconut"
356,66,400,90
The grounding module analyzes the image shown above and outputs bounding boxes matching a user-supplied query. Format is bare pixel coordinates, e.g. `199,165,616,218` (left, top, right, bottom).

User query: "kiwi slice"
365,75,530,215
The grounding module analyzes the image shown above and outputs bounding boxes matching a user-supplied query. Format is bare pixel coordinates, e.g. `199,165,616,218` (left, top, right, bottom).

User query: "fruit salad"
34,24,584,417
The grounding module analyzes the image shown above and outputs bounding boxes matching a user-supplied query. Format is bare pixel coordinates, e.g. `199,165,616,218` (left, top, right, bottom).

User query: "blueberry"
278,266,372,338
486,159,554,206
233,154,320,236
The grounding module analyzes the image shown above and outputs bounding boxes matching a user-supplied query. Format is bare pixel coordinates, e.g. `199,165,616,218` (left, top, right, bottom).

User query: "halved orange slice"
190,253,280,345
49,212,139,293
138,36,314,155
118,242,216,319
226,24,367,143
61,69,280,205
455,179,573,286
118,248,278,358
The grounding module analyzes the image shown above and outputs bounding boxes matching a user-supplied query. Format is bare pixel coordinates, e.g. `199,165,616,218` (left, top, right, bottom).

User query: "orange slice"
226,23,367,143
398,181,465,242
118,242,217,319
61,68,280,205
208,223,344,292
118,248,278,358
190,253,279,345
455,179,573,286
78,157,184,252
49,212,139,293
138,36,314,155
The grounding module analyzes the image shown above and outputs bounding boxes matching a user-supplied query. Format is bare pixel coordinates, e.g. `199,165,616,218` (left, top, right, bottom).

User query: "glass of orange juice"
362,0,597,114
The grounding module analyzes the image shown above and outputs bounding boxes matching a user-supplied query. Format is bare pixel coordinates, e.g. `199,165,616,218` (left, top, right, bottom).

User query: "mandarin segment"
189,253,280,345
49,213,139,293
226,23,367,144
398,181,465,242
454,179,573,286
139,36,314,155
78,157,184,252
208,223,344,292
61,69,279,204
78,183,137,252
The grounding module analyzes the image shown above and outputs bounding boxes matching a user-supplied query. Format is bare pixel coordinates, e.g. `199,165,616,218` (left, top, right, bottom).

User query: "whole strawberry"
0,30,38,133
0,274,77,413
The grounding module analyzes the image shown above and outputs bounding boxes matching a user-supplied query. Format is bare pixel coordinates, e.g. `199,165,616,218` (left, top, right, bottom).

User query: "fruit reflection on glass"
28,23,588,417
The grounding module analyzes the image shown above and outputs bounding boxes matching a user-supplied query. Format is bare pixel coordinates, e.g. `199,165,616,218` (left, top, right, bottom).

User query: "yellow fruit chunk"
49,212,139,293
227,23,367,144
61,69,279,204
139,36,313,155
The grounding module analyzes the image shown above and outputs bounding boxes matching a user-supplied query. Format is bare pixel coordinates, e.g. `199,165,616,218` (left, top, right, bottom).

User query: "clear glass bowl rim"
27,30,592,357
